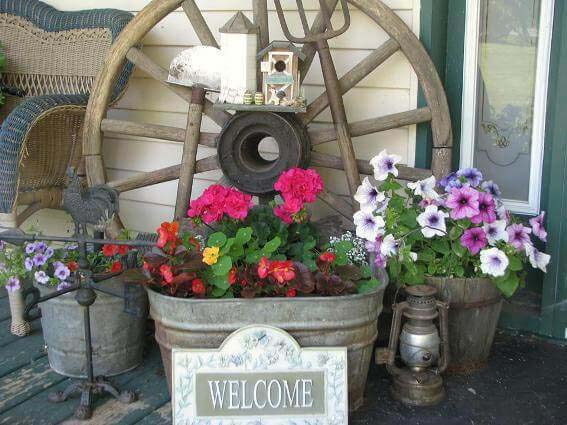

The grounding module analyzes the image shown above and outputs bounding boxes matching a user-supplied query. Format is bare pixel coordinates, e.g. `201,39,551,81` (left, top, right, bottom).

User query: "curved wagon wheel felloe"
83,0,452,235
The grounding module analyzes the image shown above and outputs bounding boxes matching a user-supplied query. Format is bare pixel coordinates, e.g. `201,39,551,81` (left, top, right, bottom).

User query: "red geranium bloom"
102,244,119,257
67,261,79,272
157,221,180,252
269,261,295,284
118,245,130,256
319,252,337,263
257,257,270,279
286,288,297,298
192,278,206,296
159,264,174,284
110,261,123,273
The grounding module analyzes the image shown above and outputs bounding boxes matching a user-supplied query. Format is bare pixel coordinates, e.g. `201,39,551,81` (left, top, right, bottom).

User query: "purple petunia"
457,168,483,187
446,186,480,220
507,224,532,251
33,253,47,267
25,243,37,255
36,242,47,252
439,172,464,193
529,212,547,242
0,240,5,251
24,257,34,271
460,227,488,255
54,265,71,281
34,271,49,285
481,180,502,198
6,276,20,293
471,192,497,224
57,281,72,291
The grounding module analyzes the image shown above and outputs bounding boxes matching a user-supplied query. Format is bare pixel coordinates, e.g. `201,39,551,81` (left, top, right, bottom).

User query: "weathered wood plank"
0,357,67,415
101,119,218,148
308,107,432,145
181,0,219,48
0,345,163,424
300,39,400,125
108,155,219,194
134,402,172,425
0,287,7,299
310,151,432,182
0,297,10,321
0,319,41,348
0,332,46,378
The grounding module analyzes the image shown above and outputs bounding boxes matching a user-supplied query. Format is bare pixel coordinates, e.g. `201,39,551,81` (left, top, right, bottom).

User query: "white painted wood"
460,0,554,215
33,0,421,234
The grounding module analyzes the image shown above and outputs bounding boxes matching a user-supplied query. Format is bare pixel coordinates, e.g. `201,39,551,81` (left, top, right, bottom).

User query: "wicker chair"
0,0,133,229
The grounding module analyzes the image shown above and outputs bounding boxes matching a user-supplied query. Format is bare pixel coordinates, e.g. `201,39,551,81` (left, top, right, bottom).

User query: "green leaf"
419,249,436,262
235,227,253,245
220,238,235,255
508,255,523,272
380,180,402,192
262,237,281,254
212,256,232,276
432,239,450,255
449,226,463,240
334,240,354,255
211,286,228,297
335,253,349,266
495,273,519,297
452,241,467,258
357,278,381,294
245,250,263,264
361,264,372,279
208,273,230,290
400,210,417,227
303,258,318,272
208,232,227,248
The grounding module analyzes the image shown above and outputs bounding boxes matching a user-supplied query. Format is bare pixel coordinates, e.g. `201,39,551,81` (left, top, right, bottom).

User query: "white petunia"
483,220,509,245
480,248,509,277
354,177,386,212
380,234,398,257
417,205,448,238
353,210,385,242
525,244,551,273
370,150,402,181
407,176,439,200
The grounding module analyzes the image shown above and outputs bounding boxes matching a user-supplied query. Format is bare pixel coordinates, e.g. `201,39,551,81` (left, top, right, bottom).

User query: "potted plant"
0,236,148,378
142,168,387,411
352,150,550,371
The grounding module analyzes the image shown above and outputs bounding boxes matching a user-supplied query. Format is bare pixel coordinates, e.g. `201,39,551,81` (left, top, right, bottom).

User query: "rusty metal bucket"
147,269,387,412
36,275,148,378
426,277,503,373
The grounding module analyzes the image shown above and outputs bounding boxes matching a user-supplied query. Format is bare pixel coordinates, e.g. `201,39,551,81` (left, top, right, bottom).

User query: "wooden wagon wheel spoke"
310,151,432,182
308,107,433,145
107,155,219,194
100,119,218,148
253,0,270,51
125,47,230,128
318,189,355,221
181,0,219,48
300,39,400,125
299,0,340,83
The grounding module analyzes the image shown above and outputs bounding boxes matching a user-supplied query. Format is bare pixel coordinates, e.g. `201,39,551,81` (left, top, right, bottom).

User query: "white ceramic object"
167,45,222,90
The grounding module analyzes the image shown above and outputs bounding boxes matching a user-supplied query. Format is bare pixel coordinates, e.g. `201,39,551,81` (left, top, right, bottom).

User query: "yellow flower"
202,246,220,265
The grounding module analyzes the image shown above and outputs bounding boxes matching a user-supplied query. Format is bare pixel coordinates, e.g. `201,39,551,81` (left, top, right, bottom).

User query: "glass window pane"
474,0,541,202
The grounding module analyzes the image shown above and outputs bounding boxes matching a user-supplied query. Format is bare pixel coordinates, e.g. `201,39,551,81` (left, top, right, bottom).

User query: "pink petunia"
446,186,480,220
507,224,532,251
470,192,496,224
460,227,488,255
529,212,547,242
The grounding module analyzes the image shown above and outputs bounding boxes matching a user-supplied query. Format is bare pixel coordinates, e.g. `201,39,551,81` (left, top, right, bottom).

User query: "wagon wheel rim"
83,0,452,234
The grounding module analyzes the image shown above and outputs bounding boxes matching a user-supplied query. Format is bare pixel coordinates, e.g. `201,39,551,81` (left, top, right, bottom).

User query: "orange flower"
110,261,123,273
229,267,238,285
257,257,270,279
157,221,180,252
269,261,295,284
102,244,119,257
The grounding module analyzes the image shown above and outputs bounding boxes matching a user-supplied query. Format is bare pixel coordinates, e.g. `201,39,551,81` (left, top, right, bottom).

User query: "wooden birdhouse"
258,41,306,107
219,12,258,104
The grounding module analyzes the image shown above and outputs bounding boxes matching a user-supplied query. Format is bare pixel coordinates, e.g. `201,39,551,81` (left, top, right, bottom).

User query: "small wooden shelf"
213,103,306,113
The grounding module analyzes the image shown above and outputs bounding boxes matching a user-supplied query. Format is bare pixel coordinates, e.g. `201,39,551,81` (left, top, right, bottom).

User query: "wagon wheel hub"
217,112,311,195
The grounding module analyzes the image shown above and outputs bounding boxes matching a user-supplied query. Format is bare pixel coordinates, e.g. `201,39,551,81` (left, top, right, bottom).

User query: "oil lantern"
376,285,450,406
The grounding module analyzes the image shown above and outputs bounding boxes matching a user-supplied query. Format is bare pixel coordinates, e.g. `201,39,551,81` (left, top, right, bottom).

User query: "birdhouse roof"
219,11,258,34
256,41,306,61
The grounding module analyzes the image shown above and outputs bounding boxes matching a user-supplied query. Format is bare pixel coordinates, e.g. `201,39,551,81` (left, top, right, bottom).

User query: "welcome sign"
172,325,348,424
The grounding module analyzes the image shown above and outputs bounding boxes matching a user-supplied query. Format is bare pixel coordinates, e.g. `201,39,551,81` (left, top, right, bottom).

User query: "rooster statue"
63,167,120,236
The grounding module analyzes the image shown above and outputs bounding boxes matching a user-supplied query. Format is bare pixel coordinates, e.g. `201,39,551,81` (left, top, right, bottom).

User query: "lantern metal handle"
273,0,351,44
376,300,408,376
435,300,450,374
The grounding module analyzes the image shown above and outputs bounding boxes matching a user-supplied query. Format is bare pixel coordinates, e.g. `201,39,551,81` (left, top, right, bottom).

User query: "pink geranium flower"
507,224,532,251
460,227,488,255
529,212,547,242
273,198,303,224
274,168,324,204
470,192,496,224
446,186,480,220
187,185,252,224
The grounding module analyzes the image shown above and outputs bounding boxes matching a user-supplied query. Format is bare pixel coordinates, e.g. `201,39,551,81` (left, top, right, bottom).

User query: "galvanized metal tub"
426,277,503,373
147,269,387,412
36,274,148,378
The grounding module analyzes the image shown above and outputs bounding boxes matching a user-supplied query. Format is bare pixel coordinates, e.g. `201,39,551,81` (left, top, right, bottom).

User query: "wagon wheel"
83,0,452,235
